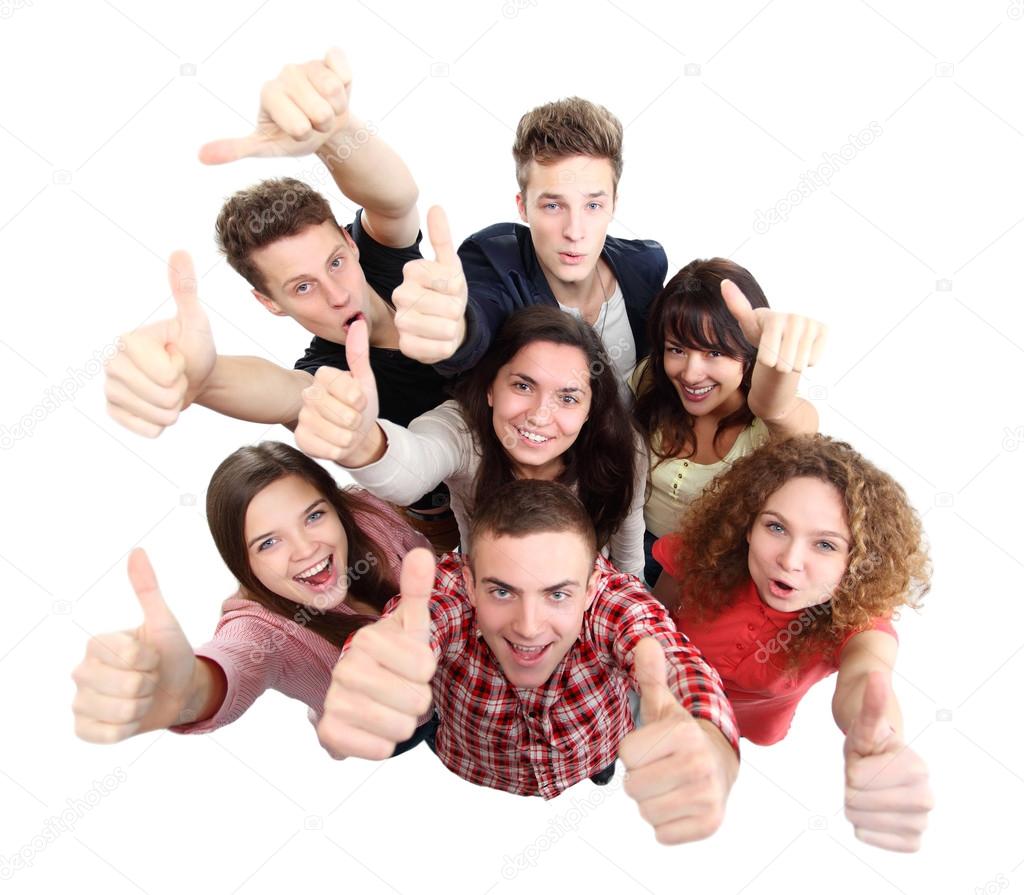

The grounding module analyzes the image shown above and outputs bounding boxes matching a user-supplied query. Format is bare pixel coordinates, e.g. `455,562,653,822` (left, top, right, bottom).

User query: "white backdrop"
1,1,1022,892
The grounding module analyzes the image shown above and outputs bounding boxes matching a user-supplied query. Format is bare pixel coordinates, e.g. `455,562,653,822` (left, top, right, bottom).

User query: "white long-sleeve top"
346,400,648,578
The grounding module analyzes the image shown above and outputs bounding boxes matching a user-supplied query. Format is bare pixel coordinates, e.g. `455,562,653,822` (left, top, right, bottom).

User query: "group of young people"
72,48,934,851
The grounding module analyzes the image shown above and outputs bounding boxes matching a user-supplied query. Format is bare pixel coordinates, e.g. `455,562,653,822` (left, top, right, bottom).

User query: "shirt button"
735,643,743,651
682,461,689,467
747,623,756,632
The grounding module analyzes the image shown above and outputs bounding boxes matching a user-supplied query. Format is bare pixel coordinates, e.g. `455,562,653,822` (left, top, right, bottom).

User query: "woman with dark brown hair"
633,257,826,584
652,434,934,851
295,307,646,576
71,442,431,751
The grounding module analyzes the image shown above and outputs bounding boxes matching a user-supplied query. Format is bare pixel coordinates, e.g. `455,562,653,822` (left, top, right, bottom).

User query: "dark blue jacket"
435,222,668,376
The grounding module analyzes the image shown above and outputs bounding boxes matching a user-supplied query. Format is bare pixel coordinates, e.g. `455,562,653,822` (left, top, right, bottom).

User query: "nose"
525,393,552,427
681,352,706,382
323,281,350,310
777,539,804,572
563,207,584,243
290,529,318,563
511,598,544,640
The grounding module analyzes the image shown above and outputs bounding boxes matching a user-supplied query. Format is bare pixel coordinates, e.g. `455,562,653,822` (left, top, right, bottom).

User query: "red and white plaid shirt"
369,553,740,800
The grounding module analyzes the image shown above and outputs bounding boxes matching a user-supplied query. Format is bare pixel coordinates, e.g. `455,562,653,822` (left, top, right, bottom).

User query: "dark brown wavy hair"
634,258,769,462
453,306,640,551
668,434,930,668
206,442,400,648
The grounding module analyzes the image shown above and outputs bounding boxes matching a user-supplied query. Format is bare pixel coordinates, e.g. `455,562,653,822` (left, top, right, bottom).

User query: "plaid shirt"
368,553,739,800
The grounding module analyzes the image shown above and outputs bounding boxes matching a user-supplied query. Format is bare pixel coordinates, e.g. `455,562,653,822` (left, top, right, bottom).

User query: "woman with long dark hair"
633,257,826,583
295,307,646,576
71,442,430,746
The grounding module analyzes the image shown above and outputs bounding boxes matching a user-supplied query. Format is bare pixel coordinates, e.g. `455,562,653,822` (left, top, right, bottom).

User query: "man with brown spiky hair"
393,97,667,381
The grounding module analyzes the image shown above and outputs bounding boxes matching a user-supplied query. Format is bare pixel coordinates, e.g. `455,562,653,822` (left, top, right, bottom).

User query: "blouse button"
682,461,689,467
747,623,756,632
735,642,743,651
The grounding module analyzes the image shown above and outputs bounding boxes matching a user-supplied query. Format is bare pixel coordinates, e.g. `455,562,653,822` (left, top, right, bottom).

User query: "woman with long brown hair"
71,442,430,749
295,307,646,576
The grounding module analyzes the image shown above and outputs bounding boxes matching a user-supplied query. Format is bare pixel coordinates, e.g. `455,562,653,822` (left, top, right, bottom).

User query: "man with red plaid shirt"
319,480,740,844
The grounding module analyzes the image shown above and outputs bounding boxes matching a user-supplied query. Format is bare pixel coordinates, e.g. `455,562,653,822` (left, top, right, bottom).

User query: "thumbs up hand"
721,278,827,374
317,549,438,760
392,206,468,364
294,317,385,467
104,251,216,437
843,672,933,852
618,638,734,844
72,550,197,743
199,48,354,165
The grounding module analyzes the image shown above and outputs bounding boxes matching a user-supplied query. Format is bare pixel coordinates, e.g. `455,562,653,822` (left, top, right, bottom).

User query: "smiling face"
248,221,373,344
515,155,616,289
487,340,592,479
464,530,600,688
244,474,350,610
662,337,746,420
746,476,852,612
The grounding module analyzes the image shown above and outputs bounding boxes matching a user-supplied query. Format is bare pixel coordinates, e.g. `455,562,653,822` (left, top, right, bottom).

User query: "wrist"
317,116,368,165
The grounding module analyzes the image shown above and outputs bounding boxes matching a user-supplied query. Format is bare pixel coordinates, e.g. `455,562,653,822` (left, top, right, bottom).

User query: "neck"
540,258,608,313
367,288,399,349
512,455,566,482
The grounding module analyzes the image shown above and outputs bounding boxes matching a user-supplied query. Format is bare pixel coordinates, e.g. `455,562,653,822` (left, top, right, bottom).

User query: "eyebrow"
508,372,584,394
247,499,327,548
761,510,850,545
481,576,579,595
536,190,609,203
279,242,347,290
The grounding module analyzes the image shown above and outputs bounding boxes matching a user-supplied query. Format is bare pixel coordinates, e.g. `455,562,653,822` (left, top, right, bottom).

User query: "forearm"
194,356,310,425
833,672,904,738
317,118,417,228
697,719,740,788
140,656,227,733
747,366,817,437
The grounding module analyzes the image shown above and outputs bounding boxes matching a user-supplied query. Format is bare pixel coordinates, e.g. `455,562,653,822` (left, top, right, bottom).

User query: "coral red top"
653,534,896,745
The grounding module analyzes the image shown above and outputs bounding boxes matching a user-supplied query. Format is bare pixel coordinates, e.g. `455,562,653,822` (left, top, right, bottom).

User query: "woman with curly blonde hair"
652,434,934,852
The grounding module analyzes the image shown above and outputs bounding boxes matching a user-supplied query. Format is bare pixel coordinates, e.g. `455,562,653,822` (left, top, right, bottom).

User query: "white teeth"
685,384,714,395
296,556,330,580
510,642,546,654
517,426,550,443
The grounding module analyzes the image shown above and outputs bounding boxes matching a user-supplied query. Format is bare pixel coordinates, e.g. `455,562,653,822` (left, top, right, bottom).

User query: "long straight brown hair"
453,306,640,550
634,258,769,463
205,442,400,648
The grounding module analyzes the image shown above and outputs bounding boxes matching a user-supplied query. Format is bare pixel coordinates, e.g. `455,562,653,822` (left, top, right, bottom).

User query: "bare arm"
832,629,902,736
193,356,312,427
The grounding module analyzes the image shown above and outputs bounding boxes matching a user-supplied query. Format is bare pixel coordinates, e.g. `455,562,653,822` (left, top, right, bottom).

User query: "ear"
515,191,529,224
746,526,752,545
486,384,494,408
583,562,601,612
253,289,287,317
462,558,478,608
341,225,360,261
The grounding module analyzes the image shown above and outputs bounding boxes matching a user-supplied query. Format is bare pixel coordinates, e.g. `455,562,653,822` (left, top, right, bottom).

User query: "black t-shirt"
293,210,453,427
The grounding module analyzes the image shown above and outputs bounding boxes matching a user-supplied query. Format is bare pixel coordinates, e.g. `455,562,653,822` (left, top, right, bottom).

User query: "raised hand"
294,317,383,466
104,251,215,437
72,550,198,743
619,638,732,844
721,278,827,374
199,48,354,165
392,206,468,363
316,548,437,760
844,672,933,852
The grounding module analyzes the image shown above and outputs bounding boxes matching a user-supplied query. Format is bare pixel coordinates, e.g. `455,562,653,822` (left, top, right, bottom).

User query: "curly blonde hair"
669,434,930,669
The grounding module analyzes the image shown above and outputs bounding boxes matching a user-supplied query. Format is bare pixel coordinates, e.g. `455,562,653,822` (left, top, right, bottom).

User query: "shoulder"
603,234,668,280
458,222,532,269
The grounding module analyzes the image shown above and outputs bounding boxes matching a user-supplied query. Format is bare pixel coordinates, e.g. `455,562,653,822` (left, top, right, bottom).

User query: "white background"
1,1,1022,892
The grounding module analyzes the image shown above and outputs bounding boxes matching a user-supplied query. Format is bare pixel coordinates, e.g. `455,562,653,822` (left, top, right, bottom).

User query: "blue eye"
549,591,570,603
543,202,559,211
330,256,342,270
257,537,276,552
490,587,512,600
307,510,325,523
767,521,784,534
587,202,602,211
816,541,838,552
296,282,311,295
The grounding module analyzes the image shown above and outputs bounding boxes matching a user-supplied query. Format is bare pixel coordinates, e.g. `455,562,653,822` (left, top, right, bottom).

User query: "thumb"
720,279,760,343
398,548,435,643
197,134,264,166
846,672,893,757
634,637,678,724
127,549,179,637
167,251,207,333
343,317,375,394
427,205,457,267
